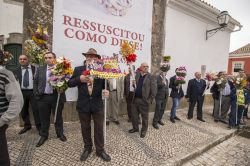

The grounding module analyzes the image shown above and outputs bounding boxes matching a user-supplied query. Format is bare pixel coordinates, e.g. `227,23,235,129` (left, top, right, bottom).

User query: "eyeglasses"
45,57,53,59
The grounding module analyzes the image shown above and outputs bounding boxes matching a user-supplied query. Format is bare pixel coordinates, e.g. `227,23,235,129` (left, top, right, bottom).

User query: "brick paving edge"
160,129,239,166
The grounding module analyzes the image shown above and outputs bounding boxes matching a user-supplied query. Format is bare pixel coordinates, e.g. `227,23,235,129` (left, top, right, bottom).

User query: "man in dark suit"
68,48,111,162
169,68,184,123
128,62,156,138
152,71,169,129
13,55,40,134
33,52,67,147
186,72,208,122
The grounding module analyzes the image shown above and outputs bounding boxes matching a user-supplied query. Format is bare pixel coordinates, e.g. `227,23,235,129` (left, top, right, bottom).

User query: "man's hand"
102,89,109,98
80,75,90,83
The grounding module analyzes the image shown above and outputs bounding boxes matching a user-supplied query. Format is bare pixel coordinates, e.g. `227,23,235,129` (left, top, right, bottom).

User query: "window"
233,61,244,73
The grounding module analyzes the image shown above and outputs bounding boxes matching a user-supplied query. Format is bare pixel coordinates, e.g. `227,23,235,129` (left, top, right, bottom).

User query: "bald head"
195,72,201,79
140,62,149,74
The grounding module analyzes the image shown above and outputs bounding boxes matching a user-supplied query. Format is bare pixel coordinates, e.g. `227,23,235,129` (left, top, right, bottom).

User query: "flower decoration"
160,55,171,72
205,72,217,81
214,76,227,90
24,24,49,66
82,70,90,76
49,57,73,93
0,50,13,65
175,66,187,85
120,41,136,64
231,75,247,90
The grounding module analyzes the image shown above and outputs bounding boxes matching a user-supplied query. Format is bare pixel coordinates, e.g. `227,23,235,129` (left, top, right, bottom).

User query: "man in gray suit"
128,62,156,138
152,71,169,129
106,77,124,125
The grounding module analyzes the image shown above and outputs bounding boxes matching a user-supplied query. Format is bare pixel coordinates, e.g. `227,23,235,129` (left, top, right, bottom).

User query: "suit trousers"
78,111,104,153
131,98,149,133
153,98,167,125
21,90,40,129
107,91,119,122
38,94,64,138
126,92,134,120
213,96,231,120
187,96,204,119
0,124,10,166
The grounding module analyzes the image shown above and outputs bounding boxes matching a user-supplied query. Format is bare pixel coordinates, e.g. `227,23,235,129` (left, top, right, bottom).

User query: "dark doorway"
4,44,22,71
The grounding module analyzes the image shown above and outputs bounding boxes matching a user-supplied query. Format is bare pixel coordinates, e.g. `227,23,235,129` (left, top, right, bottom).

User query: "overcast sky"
203,0,250,52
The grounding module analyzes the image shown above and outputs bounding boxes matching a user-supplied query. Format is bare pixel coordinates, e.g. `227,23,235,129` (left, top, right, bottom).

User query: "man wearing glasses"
33,52,67,147
128,62,156,138
14,55,40,134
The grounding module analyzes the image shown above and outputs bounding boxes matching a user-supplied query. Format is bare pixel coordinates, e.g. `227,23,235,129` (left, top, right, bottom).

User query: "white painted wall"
0,0,23,38
165,7,231,92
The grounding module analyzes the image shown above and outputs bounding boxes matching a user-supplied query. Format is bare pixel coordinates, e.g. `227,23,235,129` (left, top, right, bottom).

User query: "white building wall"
165,7,231,91
0,0,23,38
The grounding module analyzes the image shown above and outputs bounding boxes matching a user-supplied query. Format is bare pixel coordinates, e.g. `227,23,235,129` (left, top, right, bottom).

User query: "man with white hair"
186,72,208,122
128,62,156,138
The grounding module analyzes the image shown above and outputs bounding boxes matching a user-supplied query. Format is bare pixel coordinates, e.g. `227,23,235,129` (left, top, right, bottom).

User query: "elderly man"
34,52,67,147
14,55,40,134
68,48,111,162
186,72,208,122
128,62,156,138
0,49,23,166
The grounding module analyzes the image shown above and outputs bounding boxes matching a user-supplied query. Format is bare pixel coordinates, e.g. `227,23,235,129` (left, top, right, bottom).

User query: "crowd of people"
0,48,249,165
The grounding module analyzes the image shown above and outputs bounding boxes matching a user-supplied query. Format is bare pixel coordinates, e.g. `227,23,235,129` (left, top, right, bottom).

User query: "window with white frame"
233,61,244,73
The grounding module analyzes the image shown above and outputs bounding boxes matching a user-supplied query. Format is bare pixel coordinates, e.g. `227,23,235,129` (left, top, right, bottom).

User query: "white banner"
53,0,153,101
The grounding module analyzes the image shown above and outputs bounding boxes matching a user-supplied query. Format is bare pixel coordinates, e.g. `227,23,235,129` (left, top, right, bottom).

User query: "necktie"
23,68,29,88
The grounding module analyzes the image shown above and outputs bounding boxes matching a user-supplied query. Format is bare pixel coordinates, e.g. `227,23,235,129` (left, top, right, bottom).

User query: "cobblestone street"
6,107,249,166
183,129,250,166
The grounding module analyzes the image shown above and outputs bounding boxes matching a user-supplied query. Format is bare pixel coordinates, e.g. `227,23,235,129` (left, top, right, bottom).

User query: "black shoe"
36,137,48,147
153,124,159,129
214,119,219,122
187,116,192,120
80,149,92,161
197,118,205,122
170,118,175,123
58,134,67,142
220,119,228,124
158,121,165,125
140,131,146,138
174,116,181,121
18,127,31,135
106,121,110,125
96,151,111,162
128,129,139,133
114,121,120,125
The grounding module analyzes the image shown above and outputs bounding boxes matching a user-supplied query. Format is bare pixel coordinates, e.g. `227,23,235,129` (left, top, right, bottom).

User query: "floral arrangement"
0,50,13,65
49,57,73,93
205,72,217,81
214,76,227,90
160,55,171,72
232,75,247,90
175,66,187,84
89,57,125,79
120,41,136,64
98,0,133,16
24,24,49,65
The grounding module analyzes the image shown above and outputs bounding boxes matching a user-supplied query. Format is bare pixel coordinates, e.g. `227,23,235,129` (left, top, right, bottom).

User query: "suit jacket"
33,65,66,102
13,65,36,88
67,65,105,112
155,73,169,100
134,72,157,103
169,75,184,98
186,78,206,101
108,77,124,101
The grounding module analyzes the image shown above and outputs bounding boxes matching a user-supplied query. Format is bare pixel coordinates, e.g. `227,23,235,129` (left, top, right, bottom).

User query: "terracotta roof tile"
230,43,250,55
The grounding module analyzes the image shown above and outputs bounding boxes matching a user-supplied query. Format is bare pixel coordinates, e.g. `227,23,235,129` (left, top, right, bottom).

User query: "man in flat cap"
68,48,111,162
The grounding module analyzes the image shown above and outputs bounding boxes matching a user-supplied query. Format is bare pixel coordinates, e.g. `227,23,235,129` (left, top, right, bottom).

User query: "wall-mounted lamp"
206,11,230,40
